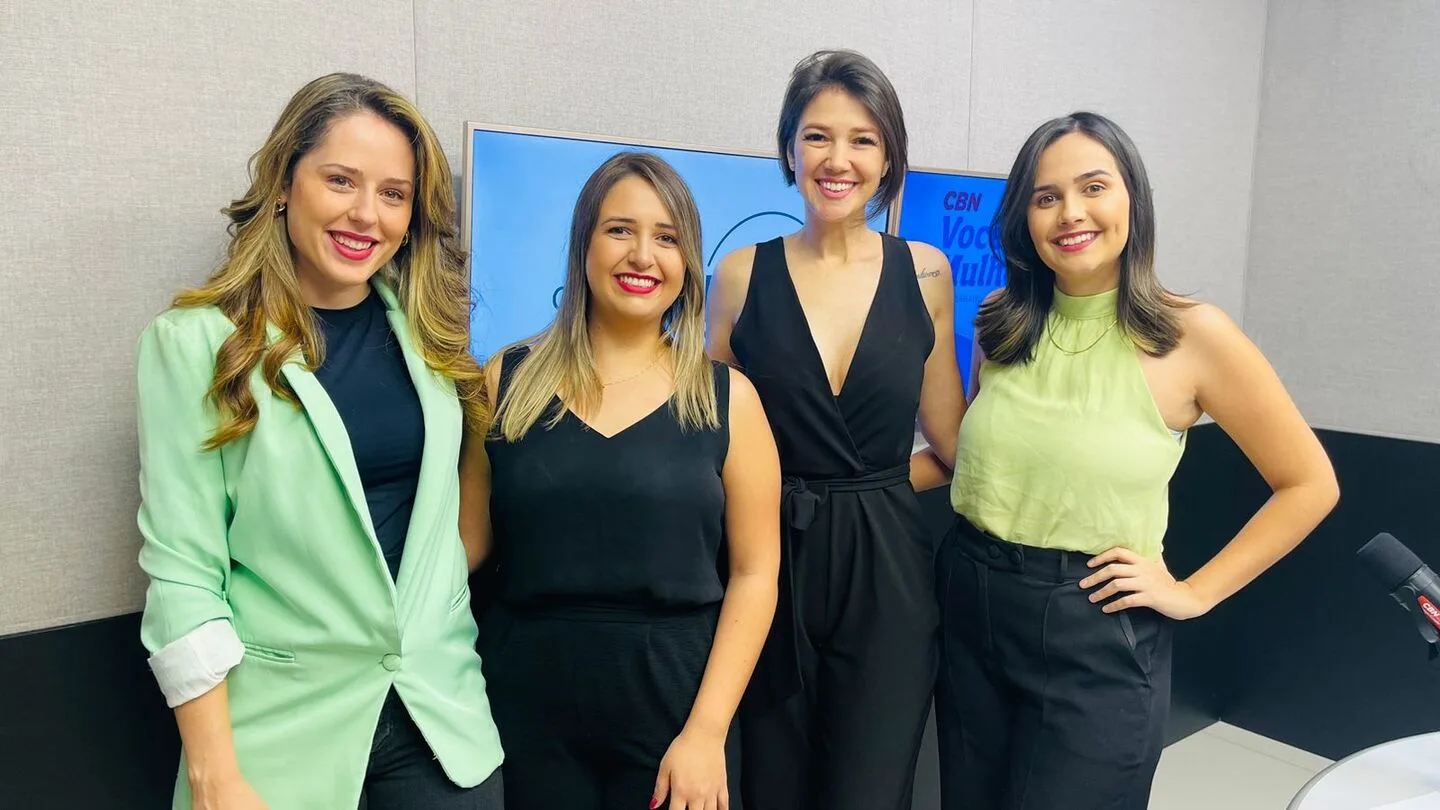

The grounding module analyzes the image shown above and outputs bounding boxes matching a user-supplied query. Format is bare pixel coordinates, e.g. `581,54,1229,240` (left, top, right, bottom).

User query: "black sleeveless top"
731,234,933,479
486,347,732,611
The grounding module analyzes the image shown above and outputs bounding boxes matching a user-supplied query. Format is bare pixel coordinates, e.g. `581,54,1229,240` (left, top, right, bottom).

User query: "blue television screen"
463,125,889,360
892,169,1008,392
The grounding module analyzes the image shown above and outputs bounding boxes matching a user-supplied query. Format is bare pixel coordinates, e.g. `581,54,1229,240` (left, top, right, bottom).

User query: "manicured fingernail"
650,799,660,809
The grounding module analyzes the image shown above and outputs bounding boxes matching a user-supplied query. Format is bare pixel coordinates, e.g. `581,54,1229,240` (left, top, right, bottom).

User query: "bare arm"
458,359,504,572
909,243,967,492
654,368,781,810
176,684,267,808
1085,304,1339,618
704,246,756,366
1178,304,1339,609
687,369,780,733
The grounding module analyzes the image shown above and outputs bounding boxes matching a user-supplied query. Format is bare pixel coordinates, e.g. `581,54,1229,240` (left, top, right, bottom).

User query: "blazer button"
381,654,402,672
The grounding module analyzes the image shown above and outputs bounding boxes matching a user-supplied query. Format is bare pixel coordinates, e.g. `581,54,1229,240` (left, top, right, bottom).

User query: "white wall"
0,1,416,635
1243,0,1440,443
0,0,1269,635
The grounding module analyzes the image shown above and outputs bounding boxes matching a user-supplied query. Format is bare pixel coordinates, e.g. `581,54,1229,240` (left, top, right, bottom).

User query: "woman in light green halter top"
933,112,1339,810
951,283,1185,561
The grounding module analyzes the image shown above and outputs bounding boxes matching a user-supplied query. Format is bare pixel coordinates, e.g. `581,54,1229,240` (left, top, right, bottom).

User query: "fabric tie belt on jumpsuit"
745,462,912,709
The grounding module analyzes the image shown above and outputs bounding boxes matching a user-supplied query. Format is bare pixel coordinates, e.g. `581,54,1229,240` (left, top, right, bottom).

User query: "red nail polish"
650,799,660,809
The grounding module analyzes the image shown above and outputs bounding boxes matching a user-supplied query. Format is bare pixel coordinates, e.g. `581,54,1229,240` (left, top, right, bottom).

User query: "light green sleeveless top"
950,286,1186,559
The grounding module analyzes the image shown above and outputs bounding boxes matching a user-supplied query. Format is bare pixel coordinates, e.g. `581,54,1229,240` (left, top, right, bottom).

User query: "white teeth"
619,274,657,288
820,180,854,192
332,234,375,250
1059,233,1096,247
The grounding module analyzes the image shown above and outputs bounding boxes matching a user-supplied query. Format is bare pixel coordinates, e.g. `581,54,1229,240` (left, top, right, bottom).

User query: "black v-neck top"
311,291,425,581
485,346,732,611
729,233,933,479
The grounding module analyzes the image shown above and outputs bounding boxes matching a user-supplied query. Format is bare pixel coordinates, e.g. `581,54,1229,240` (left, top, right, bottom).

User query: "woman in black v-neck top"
486,344,729,611
461,152,780,810
706,51,967,810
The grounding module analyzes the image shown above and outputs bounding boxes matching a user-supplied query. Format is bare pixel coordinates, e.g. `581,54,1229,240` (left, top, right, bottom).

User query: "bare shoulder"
1175,299,1246,351
482,352,507,411
706,247,759,362
722,364,779,482
907,240,953,311
907,240,950,280
907,239,947,267
712,245,758,300
725,364,764,419
483,352,505,391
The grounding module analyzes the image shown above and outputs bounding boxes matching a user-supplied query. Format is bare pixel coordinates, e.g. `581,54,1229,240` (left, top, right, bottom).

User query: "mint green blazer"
135,281,502,809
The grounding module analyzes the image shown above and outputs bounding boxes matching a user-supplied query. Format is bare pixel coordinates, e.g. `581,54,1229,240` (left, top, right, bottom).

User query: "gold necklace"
1046,317,1119,356
600,353,661,387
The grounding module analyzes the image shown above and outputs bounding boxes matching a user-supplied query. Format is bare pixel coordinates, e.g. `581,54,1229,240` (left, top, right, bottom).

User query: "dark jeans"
934,517,1174,810
358,689,505,810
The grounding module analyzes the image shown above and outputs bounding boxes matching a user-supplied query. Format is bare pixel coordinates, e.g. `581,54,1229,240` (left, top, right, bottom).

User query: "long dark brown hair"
976,111,1192,365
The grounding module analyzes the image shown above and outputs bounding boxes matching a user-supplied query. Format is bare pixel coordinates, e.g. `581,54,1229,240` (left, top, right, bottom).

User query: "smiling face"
583,174,686,327
1027,132,1131,294
279,111,416,308
788,87,890,225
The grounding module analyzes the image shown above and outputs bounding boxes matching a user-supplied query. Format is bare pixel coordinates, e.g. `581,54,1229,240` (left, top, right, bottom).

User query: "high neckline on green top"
1052,285,1119,321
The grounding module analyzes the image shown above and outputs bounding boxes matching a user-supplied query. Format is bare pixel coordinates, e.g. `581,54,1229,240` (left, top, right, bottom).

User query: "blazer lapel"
278,354,380,546
265,294,385,559
376,281,459,599
266,279,457,604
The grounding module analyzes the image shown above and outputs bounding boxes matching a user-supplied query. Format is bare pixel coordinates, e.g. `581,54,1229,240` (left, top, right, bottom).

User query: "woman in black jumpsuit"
463,152,781,810
707,51,966,810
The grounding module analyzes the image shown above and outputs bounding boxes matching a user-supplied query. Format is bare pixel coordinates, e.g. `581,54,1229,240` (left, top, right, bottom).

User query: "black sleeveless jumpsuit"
730,234,940,810
480,347,742,810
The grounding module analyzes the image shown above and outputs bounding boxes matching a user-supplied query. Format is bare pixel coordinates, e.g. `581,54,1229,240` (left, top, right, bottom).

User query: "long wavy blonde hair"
174,73,484,449
492,151,717,441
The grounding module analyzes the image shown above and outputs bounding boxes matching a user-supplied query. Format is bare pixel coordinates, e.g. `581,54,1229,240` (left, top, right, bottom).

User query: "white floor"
1150,722,1334,809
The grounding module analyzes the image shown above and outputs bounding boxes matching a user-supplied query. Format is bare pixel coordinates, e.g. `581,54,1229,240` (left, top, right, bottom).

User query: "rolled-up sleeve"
135,316,243,707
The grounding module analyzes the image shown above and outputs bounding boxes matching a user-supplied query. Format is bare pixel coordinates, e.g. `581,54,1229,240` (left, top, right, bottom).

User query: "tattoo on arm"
917,267,943,280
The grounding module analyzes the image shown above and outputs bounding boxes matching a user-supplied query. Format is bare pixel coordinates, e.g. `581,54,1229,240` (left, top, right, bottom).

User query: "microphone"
1357,533,1440,655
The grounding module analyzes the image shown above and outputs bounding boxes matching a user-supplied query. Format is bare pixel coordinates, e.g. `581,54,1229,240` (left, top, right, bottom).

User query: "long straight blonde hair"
174,73,485,449
492,151,717,441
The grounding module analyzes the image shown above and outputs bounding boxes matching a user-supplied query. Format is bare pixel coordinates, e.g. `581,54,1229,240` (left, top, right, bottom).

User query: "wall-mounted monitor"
891,167,1008,393
462,123,890,360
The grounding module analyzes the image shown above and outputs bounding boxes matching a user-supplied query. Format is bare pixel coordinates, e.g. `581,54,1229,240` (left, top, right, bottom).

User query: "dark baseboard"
0,613,178,809
1187,425,1440,759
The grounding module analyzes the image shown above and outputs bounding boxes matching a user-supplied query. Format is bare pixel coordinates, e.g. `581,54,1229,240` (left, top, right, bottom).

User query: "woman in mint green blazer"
135,73,503,810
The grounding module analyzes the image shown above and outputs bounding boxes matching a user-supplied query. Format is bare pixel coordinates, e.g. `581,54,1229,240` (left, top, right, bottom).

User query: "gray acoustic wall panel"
968,0,1270,324
411,0,975,175
1243,0,1440,443
0,1,417,635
